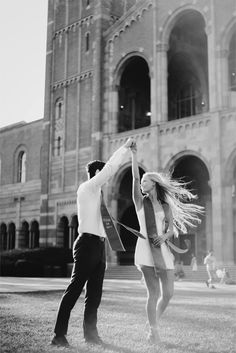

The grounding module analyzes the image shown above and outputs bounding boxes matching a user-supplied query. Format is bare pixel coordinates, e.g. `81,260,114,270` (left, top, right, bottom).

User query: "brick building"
0,0,236,267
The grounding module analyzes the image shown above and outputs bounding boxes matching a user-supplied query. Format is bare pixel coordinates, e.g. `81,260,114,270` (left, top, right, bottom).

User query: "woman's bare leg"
156,270,174,321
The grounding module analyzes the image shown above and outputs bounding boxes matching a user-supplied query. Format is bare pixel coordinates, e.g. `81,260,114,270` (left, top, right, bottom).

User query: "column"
215,49,229,110
155,43,168,123
222,184,235,264
91,1,103,160
206,24,218,111
40,0,54,245
210,114,224,264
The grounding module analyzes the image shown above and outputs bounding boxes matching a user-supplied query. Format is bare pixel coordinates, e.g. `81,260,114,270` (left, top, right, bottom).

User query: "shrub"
0,247,73,277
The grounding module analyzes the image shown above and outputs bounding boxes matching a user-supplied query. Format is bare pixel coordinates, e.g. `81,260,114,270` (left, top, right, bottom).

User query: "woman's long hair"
143,172,204,235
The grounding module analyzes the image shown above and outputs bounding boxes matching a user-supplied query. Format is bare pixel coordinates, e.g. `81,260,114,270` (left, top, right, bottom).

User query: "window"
175,85,200,119
17,151,26,183
55,98,63,120
57,136,62,156
85,32,90,52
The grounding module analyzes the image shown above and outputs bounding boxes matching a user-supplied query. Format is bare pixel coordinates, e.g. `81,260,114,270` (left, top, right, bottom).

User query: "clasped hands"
124,137,137,152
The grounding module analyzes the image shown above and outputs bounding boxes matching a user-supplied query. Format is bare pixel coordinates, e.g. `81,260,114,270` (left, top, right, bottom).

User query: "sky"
0,1,48,129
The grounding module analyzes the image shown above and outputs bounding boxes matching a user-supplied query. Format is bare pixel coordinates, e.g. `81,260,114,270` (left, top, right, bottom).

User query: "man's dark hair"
86,160,106,179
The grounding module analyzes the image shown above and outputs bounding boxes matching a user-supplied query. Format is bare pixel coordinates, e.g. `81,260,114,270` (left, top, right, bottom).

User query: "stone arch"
164,149,211,179
13,144,28,183
164,9,209,120
8,222,16,250
114,165,145,265
0,223,7,251
57,215,69,248
166,153,211,264
160,7,208,45
20,220,30,248
111,161,147,199
112,54,151,132
113,52,152,87
220,18,236,51
30,220,40,249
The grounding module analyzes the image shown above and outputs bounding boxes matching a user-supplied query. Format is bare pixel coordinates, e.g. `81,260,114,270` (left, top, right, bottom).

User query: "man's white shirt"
77,146,128,238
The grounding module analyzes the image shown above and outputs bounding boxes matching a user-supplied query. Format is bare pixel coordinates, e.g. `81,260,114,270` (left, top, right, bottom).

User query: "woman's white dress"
134,206,174,270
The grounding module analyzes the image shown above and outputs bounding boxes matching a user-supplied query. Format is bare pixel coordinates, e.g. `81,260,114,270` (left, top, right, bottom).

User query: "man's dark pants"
54,233,106,339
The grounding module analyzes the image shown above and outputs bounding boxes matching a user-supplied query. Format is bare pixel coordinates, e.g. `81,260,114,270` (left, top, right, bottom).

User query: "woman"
130,142,203,345
190,254,198,272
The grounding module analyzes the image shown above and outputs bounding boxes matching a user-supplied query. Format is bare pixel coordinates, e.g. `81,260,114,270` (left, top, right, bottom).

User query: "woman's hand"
124,137,135,149
130,141,137,153
151,235,165,247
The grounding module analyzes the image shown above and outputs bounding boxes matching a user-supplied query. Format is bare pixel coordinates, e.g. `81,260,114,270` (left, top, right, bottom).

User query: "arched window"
22,221,29,248
167,11,208,120
54,98,64,157
30,221,40,249
55,98,63,120
85,32,90,52
57,136,62,156
175,83,201,119
17,151,26,183
0,223,7,251
8,223,16,250
229,31,236,91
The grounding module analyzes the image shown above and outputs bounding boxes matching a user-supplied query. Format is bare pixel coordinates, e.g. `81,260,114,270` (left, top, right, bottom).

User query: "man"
51,137,134,347
204,250,216,289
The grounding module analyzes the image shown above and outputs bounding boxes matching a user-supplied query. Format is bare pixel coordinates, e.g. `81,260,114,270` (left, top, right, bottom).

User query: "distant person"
51,137,134,347
130,142,204,346
204,250,216,289
190,254,198,272
216,267,236,285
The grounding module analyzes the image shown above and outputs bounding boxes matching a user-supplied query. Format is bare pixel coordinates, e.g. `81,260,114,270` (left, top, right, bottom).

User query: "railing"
158,114,212,136
107,126,151,153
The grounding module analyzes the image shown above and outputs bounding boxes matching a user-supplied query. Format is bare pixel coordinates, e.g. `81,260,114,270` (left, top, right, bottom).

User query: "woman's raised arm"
130,142,142,211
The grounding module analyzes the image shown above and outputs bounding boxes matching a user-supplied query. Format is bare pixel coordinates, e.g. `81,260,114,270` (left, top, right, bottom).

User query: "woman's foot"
147,326,161,345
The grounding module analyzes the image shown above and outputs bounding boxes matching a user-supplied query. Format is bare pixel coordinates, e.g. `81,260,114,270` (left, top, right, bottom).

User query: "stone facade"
0,0,236,266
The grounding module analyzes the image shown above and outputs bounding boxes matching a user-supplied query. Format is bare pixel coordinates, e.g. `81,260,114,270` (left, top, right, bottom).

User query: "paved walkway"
1,276,236,293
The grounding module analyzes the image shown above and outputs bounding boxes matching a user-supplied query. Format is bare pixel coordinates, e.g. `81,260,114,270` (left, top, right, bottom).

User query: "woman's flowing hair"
143,172,204,235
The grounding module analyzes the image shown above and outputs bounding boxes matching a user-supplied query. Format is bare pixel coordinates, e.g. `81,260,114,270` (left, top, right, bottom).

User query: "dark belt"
80,233,105,242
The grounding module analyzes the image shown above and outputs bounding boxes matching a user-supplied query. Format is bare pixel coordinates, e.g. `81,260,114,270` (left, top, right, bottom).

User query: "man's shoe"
51,335,69,347
205,281,209,287
85,335,103,345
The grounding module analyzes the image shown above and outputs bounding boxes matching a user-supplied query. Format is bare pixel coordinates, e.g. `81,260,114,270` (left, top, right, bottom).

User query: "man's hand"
124,137,135,149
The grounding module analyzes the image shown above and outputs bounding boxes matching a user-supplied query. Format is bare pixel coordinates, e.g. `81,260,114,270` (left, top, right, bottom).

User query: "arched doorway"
0,223,7,251
168,11,208,120
21,221,29,248
117,166,145,265
8,223,16,250
118,56,151,132
171,155,211,264
30,220,40,248
57,216,69,248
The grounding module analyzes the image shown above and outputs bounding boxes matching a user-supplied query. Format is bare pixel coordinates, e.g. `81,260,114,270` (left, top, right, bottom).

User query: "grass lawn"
0,280,235,353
